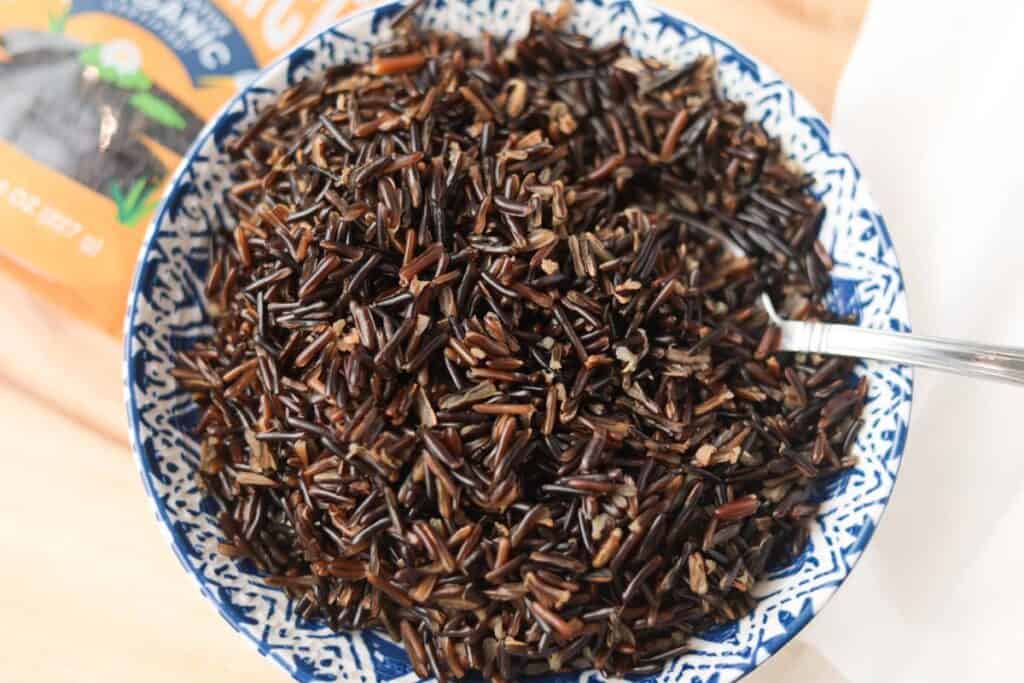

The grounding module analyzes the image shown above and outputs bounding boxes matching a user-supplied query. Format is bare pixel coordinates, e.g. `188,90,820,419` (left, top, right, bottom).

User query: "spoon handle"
778,320,1024,385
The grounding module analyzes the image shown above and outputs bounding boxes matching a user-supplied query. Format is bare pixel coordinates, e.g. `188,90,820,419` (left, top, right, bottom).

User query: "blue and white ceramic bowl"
124,1,912,681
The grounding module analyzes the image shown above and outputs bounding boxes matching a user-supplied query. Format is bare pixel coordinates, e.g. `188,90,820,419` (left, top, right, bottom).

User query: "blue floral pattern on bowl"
123,1,912,681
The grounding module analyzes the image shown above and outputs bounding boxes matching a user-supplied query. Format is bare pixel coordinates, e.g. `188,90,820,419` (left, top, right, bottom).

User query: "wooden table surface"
0,2,866,681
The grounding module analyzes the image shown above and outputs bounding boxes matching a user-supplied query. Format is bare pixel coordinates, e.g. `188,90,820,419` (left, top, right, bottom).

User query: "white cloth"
797,2,1024,680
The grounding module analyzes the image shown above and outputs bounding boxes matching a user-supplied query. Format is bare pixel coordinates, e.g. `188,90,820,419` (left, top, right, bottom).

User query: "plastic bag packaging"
0,0,364,335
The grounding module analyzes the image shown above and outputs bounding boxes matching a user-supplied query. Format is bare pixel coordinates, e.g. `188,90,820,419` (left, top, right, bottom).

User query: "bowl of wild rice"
124,1,912,681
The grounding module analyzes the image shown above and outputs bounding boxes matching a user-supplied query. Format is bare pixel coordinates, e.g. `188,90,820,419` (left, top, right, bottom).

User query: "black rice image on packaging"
0,28,204,225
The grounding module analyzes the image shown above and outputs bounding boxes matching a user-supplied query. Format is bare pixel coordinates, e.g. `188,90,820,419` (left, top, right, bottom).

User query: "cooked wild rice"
175,2,865,679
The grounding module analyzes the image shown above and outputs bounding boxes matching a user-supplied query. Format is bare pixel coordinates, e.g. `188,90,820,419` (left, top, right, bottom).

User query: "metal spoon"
760,293,1024,385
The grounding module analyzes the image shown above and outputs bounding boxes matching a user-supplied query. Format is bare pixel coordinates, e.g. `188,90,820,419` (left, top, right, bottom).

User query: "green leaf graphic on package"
47,6,70,34
110,178,158,227
79,41,185,129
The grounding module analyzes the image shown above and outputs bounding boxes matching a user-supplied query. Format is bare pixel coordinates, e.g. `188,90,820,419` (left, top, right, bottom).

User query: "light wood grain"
0,383,280,683
664,0,867,117
0,275,126,445
0,2,866,681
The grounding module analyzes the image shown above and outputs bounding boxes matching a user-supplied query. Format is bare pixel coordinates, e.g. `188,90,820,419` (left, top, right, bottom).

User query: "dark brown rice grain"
177,3,865,680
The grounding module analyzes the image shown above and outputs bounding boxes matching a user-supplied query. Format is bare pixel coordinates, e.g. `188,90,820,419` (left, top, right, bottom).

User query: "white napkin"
795,1,1024,680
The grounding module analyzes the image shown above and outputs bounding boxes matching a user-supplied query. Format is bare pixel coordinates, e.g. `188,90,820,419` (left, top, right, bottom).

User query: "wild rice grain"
177,3,865,680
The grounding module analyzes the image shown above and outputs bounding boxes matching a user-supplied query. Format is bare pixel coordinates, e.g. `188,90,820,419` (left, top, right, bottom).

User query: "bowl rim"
123,1,913,681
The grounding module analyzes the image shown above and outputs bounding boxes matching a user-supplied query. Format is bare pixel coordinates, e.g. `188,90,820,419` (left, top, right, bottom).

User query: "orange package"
0,0,364,335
